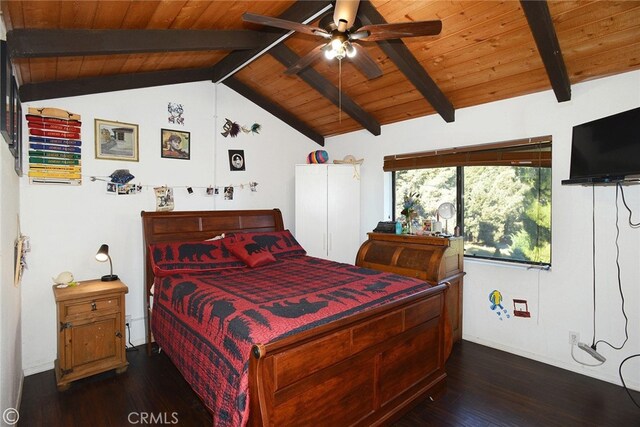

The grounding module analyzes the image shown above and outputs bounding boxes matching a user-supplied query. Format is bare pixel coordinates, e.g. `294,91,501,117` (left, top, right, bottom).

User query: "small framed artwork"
0,40,11,143
9,77,21,159
9,77,18,151
95,118,139,161
228,149,245,171
13,92,22,176
161,128,190,160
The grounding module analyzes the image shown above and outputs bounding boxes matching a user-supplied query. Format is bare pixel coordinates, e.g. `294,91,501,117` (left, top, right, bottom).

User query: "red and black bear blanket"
149,233,434,427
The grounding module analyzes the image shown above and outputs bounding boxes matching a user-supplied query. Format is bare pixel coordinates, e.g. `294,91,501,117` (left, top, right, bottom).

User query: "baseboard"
463,335,640,392
24,333,148,377
130,337,147,348
126,316,147,348
23,361,54,376
16,371,24,411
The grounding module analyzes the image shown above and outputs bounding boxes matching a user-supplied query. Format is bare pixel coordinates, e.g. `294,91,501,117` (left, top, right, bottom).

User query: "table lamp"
95,244,118,281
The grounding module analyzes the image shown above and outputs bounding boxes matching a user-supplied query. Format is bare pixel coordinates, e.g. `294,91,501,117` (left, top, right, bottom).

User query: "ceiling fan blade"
284,44,326,75
350,44,382,80
356,20,442,42
333,0,360,29
242,12,330,38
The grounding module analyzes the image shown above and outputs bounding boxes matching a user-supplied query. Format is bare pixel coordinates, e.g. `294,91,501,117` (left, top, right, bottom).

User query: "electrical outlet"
569,331,579,345
125,315,132,325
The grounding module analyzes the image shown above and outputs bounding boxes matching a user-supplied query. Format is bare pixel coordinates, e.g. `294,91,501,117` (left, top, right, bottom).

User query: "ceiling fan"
242,0,442,80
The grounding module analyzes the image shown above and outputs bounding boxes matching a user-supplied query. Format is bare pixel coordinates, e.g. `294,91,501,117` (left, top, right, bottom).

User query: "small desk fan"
437,202,456,235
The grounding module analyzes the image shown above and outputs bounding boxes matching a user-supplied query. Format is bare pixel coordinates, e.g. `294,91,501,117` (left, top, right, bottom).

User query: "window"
389,137,551,266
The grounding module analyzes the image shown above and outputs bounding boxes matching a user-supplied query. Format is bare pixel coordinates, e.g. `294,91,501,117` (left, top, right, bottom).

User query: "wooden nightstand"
53,279,129,390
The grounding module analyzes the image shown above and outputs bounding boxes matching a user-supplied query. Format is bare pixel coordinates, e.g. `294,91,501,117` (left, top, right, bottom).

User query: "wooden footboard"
248,284,448,426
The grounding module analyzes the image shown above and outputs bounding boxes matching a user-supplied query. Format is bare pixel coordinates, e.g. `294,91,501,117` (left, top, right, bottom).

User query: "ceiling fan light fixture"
324,35,349,60
324,47,337,60
345,42,357,58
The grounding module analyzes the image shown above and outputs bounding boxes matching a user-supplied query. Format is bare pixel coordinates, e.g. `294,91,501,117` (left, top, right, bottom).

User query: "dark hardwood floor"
19,341,639,426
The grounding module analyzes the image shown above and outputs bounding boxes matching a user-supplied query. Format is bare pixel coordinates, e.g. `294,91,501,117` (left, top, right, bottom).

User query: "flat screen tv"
563,107,640,185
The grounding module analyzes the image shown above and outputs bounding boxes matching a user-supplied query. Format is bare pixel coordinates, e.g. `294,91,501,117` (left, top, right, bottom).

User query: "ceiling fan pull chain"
339,59,342,123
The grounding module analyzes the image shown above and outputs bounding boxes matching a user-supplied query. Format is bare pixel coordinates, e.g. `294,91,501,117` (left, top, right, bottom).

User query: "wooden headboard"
140,208,285,353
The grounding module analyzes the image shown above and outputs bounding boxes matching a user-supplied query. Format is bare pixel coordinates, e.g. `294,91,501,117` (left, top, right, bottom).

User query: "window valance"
383,136,552,172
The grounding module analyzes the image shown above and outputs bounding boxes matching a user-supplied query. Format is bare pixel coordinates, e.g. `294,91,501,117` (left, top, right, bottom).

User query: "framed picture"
9,77,17,149
13,92,22,176
95,118,139,161
228,149,245,171
9,77,21,158
0,40,11,143
160,128,190,160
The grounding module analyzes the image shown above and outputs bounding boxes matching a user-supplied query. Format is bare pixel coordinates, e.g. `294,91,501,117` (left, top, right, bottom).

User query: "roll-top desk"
356,233,464,342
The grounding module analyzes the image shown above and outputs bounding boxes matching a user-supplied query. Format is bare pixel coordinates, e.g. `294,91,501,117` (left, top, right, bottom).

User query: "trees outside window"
391,139,551,266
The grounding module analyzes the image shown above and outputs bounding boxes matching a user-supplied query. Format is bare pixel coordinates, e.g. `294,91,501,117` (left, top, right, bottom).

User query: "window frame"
390,137,552,267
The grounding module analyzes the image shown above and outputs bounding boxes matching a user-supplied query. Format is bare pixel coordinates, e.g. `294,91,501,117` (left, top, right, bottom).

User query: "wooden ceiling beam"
357,0,455,123
224,77,324,146
211,0,332,83
520,0,571,102
19,67,214,102
270,44,381,136
7,29,268,58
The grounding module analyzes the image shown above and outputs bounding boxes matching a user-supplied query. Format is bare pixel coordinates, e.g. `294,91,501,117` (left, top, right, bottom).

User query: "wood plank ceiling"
2,1,640,145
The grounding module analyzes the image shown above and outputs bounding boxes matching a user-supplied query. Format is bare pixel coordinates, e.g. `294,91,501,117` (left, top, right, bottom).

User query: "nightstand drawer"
64,295,120,317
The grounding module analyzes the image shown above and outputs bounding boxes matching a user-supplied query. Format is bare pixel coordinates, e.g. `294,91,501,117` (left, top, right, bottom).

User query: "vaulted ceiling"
2,1,640,146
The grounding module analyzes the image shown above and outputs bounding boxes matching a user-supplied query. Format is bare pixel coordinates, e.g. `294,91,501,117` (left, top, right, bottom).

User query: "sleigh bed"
141,209,447,426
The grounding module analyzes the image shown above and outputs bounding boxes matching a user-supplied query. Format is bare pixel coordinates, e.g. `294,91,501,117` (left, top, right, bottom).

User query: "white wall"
213,84,317,229
19,82,318,375
1,23,23,422
325,70,640,390
15,60,639,395
1,121,23,424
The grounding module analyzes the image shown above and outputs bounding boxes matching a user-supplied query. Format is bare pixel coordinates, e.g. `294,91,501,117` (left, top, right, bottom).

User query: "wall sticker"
489,290,511,320
168,102,184,125
513,299,531,318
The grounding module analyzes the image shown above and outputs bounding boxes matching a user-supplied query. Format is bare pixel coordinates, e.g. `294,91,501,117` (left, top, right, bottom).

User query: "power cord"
587,182,639,410
125,322,139,352
617,181,640,228
619,354,640,409
594,183,628,351
591,184,597,348
613,183,640,409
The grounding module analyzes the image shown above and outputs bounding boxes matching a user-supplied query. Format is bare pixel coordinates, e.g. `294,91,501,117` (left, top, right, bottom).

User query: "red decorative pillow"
230,230,306,258
149,239,245,276
225,237,277,268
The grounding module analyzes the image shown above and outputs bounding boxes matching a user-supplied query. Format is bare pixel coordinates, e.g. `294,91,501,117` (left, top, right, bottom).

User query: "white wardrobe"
295,164,361,264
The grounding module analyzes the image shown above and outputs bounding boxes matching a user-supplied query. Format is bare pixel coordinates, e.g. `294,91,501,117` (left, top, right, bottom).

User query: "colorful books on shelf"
27,108,82,185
